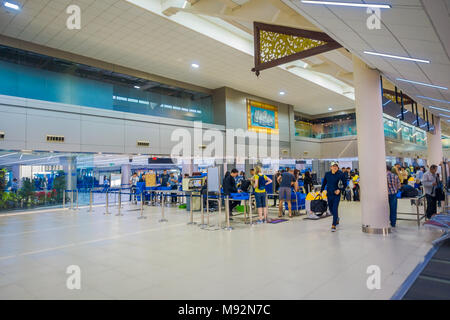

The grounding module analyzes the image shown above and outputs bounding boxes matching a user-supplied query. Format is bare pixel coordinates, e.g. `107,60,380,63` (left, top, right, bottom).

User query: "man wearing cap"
321,162,346,232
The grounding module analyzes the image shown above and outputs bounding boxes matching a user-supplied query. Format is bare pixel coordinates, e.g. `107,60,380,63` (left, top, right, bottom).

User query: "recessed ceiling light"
417,96,450,104
191,63,200,68
328,107,333,111
301,1,391,9
279,91,285,95
396,78,447,90
4,1,20,10
364,51,430,64
134,85,140,89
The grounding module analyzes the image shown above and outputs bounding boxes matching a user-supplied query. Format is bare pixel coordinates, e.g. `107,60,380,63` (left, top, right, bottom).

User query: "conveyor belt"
402,239,450,300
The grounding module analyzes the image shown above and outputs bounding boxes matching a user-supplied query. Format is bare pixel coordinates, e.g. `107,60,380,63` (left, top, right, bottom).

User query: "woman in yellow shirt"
253,166,273,223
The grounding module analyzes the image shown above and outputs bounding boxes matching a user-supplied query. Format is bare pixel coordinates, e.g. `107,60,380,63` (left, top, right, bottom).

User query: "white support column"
353,56,390,234
427,116,443,167
60,156,77,191
121,164,131,186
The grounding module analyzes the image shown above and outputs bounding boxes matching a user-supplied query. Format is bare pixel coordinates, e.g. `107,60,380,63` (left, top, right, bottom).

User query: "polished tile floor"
0,199,442,300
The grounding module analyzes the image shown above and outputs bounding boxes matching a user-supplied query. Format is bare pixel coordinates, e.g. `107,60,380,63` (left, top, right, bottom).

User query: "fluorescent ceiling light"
191,63,199,68
429,105,450,112
134,85,140,89
364,51,430,64
301,1,391,8
4,1,20,10
396,78,447,90
417,96,450,104
279,91,285,95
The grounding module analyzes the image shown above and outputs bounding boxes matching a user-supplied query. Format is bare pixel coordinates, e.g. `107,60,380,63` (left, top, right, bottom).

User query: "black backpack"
400,185,418,198
240,179,251,193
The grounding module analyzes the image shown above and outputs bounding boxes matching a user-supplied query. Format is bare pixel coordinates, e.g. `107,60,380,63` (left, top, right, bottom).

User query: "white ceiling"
0,0,355,115
284,0,450,116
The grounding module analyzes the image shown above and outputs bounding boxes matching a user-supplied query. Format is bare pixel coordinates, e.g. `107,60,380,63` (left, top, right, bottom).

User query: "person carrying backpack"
277,168,296,218
253,166,272,224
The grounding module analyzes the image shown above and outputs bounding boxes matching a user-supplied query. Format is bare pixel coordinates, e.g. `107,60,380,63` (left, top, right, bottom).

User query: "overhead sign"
247,99,279,135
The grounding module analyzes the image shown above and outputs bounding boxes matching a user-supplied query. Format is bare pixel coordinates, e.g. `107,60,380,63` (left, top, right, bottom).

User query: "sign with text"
247,99,279,135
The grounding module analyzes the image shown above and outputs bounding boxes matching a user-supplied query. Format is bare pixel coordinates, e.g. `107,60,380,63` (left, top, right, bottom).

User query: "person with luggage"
422,165,440,219
386,165,401,228
321,162,346,232
253,166,272,224
277,168,296,218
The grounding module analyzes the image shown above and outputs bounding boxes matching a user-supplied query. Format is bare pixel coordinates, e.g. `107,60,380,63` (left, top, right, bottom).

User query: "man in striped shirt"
387,165,402,228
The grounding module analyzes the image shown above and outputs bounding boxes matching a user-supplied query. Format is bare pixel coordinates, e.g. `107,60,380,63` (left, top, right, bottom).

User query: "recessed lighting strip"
417,96,450,104
364,51,430,64
396,78,447,90
301,1,391,9
429,106,450,112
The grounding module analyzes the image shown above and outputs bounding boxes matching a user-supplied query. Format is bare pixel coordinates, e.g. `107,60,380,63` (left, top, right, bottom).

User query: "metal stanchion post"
63,190,66,209
199,192,206,229
138,191,147,219
187,192,196,225
159,191,168,222
75,189,79,211
70,190,74,210
250,194,253,226
223,196,233,231
116,190,123,216
89,190,93,213
104,191,110,215
217,194,222,229
206,193,210,227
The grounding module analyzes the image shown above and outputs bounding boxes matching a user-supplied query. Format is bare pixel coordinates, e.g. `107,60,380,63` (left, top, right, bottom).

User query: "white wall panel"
80,115,125,154
124,120,160,155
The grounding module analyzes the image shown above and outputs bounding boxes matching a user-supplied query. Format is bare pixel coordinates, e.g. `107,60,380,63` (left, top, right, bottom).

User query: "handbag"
310,194,328,214
434,176,446,201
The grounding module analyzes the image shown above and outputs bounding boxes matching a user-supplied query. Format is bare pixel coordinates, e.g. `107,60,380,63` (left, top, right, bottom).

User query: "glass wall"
295,112,428,147
383,117,398,139
0,45,214,124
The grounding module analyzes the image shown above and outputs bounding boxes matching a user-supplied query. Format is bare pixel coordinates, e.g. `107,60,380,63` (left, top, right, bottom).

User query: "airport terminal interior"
0,0,449,301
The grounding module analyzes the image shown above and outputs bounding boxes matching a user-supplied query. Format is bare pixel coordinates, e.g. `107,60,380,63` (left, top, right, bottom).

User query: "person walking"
253,166,272,223
277,168,296,218
422,165,440,219
386,165,401,228
321,162,346,232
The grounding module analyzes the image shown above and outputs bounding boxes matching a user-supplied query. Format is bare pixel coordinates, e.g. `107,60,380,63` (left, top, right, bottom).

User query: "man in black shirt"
222,169,240,219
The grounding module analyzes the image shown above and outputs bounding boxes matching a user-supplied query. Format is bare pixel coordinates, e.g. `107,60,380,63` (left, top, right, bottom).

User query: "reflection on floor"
0,199,442,300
